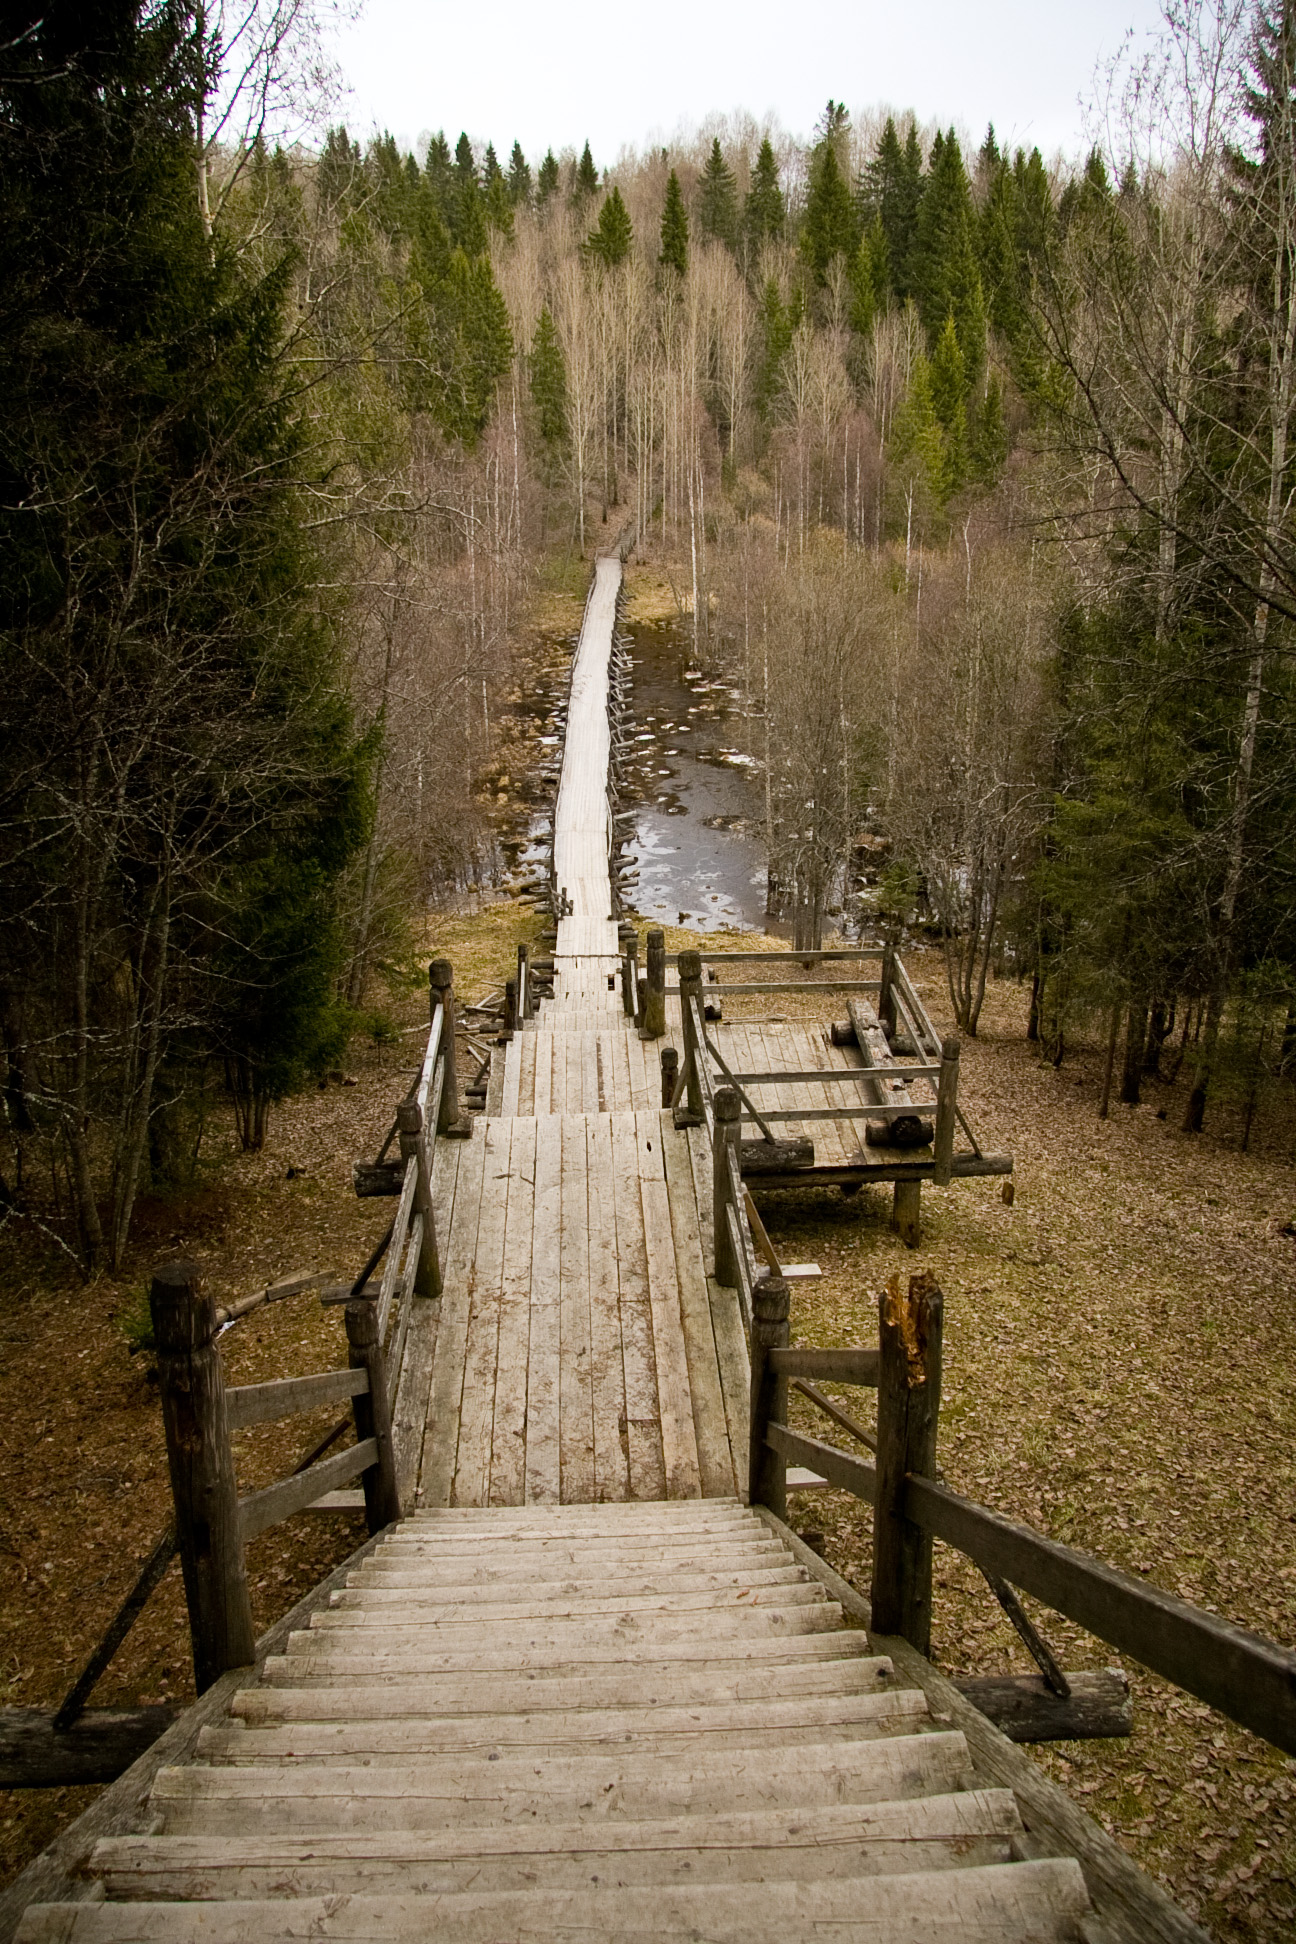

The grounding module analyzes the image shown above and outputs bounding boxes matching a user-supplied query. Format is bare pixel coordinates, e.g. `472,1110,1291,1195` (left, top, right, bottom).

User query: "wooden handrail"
226,1367,369,1431
768,1346,878,1384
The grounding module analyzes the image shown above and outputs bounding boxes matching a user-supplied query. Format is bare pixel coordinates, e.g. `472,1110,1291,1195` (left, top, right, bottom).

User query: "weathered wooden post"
621,937,637,1017
660,1045,679,1109
892,1179,922,1249
712,1086,742,1287
639,927,666,1039
149,1263,254,1692
676,948,705,1123
503,977,517,1040
879,927,898,1039
748,1274,790,1518
345,1299,401,1531
870,1270,943,1654
516,942,530,1021
932,1037,961,1188
428,959,469,1138
397,1101,441,1298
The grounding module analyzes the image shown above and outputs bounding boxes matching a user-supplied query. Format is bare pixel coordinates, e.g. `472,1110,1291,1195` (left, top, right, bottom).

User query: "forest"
2,0,1296,1280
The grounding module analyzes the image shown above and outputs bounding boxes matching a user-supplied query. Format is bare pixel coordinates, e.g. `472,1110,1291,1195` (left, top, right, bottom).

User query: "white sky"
326,0,1171,168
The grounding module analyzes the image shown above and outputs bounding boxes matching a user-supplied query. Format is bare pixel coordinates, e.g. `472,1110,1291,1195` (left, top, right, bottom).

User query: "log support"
870,1270,943,1655
748,1275,790,1520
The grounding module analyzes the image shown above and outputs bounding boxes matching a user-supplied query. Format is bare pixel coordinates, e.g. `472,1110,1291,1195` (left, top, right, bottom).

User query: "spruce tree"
587,186,633,265
911,129,986,384
755,278,801,416
890,352,948,508
424,131,453,222
484,167,514,239
863,117,925,301
970,368,1008,484
482,142,503,185
530,306,568,453
573,140,599,204
697,137,739,249
978,146,1023,341
801,138,857,283
536,148,560,205
744,138,786,252
507,140,532,206
451,132,486,253
929,315,968,488
660,169,689,275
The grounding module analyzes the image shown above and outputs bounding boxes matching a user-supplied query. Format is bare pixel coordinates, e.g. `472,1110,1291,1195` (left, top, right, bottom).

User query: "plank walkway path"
13,554,1203,1943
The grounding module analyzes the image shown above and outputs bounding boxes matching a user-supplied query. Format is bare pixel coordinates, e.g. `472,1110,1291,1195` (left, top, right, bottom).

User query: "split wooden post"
660,1045,679,1109
748,1274,790,1520
397,1101,441,1298
639,927,666,1038
892,1179,922,1249
428,959,469,1138
149,1263,254,1692
345,1299,401,1531
879,928,898,1039
870,1270,943,1655
621,937,638,1018
503,977,517,1040
932,1036,961,1187
676,948,705,1122
516,942,530,1021
712,1086,742,1287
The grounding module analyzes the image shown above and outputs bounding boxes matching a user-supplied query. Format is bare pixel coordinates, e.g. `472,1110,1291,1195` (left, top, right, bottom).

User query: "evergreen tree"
863,116,925,301
755,277,801,416
482,141,503,185
507,140,532,206
911,128,986,383
484,167,514,239
450,132,486,253
929,314,968,488
319,125,361,215
801,138,857,283
660,169,689,274
697,137,739,249
978,143,1023,341
573,140,599,204
587,186,633,265
530,305,568,448
970,368,1009,484
744,137,786,251
849,221,889,335
1013,146,1054,267
890,352,948,507
536,148,560,205
424,131,453,221
367,132,417,242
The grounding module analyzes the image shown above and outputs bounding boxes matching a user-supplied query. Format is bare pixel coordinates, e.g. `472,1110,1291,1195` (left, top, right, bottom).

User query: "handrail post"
676,948,705,1123
712,1086,742,1286
503,977,517,1040
429,959,469,1138
150,1262,254,1691
639,926,666,1038
932,1037,961,1187
621,938,637,1017
879,927,898,1039
660,1045,679,1108
397,1101,441,1298
748,1274,790,1518
870,1270,943,1654
516,942,530,1021
345,1299,401,1530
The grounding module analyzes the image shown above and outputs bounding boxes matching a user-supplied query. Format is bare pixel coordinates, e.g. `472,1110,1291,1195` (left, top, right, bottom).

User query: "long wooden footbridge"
7,554,1294,1943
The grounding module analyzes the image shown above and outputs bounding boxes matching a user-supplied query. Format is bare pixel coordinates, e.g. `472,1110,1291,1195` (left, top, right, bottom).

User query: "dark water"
506,618,769,933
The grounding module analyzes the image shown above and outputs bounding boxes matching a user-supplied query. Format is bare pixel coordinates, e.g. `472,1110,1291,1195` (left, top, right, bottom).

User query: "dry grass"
0,904,538,1897
754,948,1296,1942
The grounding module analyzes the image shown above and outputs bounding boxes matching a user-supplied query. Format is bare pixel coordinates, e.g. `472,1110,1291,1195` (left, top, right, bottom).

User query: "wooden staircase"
19,1499,1097,1941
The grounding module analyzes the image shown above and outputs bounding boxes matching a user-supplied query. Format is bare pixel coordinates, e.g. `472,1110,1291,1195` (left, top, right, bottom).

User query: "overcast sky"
326,0,1170,168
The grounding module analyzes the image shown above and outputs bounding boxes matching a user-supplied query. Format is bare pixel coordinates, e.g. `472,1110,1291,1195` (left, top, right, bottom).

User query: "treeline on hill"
4,2,1296,1273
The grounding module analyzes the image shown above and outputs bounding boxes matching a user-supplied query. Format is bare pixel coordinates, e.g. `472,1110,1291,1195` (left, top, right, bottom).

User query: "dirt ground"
743,950,1295,1943
2,916,1293,1941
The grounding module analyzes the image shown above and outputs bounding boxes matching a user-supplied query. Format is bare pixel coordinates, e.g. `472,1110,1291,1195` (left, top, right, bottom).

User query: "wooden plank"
391,1140,459,1510
517,1033,536,1117
768,1348,879,1385
635,1110,702,1500
581,1029,599,1114
608,1111,665,1501
488,1117,536,1507
550,1034,568,1118
532,1033,552,1117
0,1709,178,1791
418,1128,486,1508
765,1423,877,1504
226,1367,367,1431
585,1114,630,1501
558,1116,595,1502
659,1116,735,1498
238,1440,378,1542
499,1038,522,1119
525,1118,562,1504
449,1119,512,1507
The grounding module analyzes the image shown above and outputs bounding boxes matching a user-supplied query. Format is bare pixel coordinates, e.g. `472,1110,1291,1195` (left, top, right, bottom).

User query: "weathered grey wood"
768,1347,878,1385
956,1671,1132,1743
0,1709,179,1790
52,1529,177,1734
871,1271,943,1654
846,997,932,1149
738,1137,814,1171
428,961,468,1136
149,1263,255,1692
791,1378,878,1455
675,951,705,1121
239,1440,378,1541
396,1103,440,1297
892,1178,922,1248
659,1043,678,1107
766,1423,877,1502
640,927,666,1038
932,1037,961,1188
879,930,897,1037
226,1368,368,1431
748,1275,790,1520
751,1505,1212,1944
711,1086,742,1288
352,1160,405,1198
724,1067,940,1086
346,1299,400,1532
904,1472,1296,1758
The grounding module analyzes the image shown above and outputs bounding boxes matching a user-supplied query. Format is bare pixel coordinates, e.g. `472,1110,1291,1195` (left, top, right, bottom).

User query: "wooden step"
346,1566,808,1597
323,1583,829,1622
18,1858,1091,1940
270,1630,880,1680
89,1789,1022,1899
351,1550,792,1585
146,1731,977,1834
302,1603,846,1645
238,1656,897,1716
196,1689,930,1763
374,1535,775,1564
